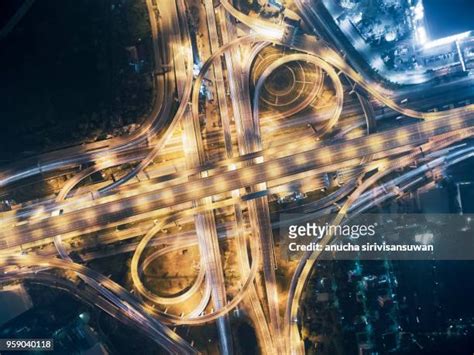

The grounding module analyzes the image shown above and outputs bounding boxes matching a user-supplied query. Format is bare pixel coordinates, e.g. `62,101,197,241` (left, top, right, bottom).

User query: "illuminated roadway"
1,1,474,354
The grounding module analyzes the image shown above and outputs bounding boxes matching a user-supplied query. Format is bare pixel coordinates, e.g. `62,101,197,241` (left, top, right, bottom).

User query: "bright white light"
417,26,428,44
385,31,396,42
254,25,283,40
423,31,472,49
414,2,424,20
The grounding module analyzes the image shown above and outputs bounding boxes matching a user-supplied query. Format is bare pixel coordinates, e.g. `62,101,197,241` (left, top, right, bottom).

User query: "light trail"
1,2,474,353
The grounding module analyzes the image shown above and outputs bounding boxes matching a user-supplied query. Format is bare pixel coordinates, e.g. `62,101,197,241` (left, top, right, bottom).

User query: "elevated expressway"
1,1,474,354
3,108,474,245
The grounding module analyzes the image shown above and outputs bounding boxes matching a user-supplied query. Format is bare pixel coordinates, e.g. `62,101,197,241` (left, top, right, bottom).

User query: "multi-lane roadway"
1,0,474,354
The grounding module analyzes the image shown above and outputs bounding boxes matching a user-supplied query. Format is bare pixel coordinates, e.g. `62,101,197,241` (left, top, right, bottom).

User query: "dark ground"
0,0,154,163
0,0,22,26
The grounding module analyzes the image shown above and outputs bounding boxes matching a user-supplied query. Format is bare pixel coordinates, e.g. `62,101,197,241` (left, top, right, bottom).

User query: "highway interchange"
1,0,474,354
